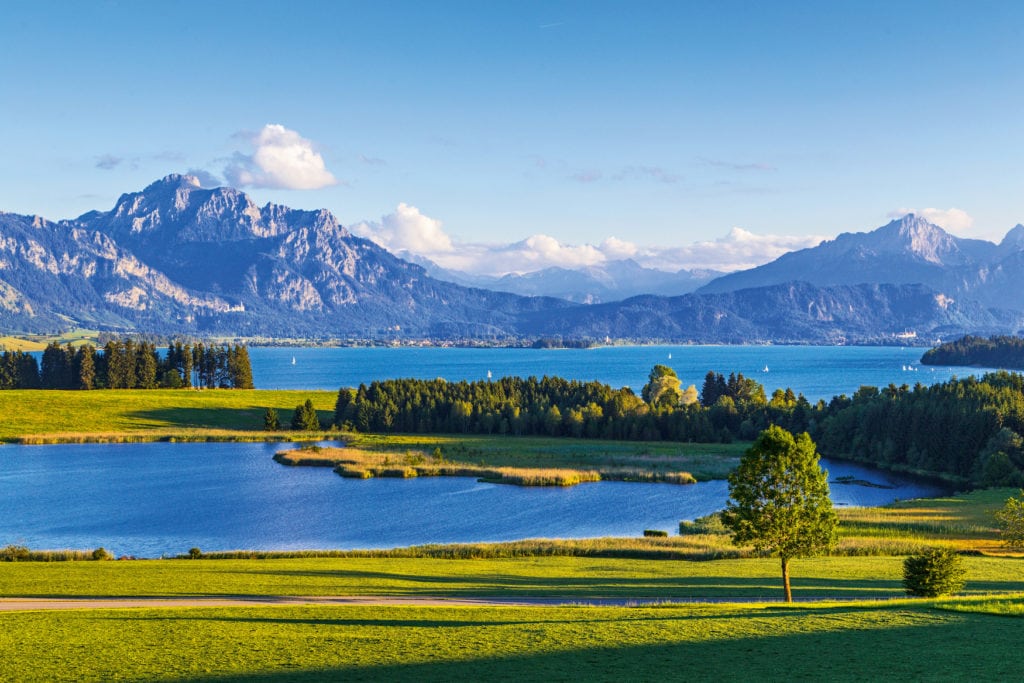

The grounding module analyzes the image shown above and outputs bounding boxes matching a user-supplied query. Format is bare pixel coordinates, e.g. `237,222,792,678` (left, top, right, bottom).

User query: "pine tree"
263,407,280,431
291,399,321,431
135,342,158,389
76,345,96,390
228,345,254,389
182,344,193,388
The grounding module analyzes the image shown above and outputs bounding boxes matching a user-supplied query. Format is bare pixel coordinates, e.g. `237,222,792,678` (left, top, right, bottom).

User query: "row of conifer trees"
0,340,253,389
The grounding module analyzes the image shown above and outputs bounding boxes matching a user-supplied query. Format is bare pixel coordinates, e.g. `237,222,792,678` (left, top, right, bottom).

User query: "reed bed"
1,545,109,562
183,536,748,561
17,429,337,445
280,444,697,487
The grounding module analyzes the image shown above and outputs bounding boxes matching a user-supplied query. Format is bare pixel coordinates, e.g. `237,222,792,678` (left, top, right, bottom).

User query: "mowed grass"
0,389,337,441
2,600,1024,682
3,555,1024,600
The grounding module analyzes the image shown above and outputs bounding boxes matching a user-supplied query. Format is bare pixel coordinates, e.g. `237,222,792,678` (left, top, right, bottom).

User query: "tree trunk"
781,556,792,603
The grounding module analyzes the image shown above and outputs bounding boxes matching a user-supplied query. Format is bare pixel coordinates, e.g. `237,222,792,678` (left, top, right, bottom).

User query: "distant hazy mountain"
698,215,1024,312
415,257,722,303
519,281,1024,343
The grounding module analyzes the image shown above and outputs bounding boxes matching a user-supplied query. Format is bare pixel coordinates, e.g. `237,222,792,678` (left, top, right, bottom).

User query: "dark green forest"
333,367,1024,489
0,341,253,390
921,335,1024,369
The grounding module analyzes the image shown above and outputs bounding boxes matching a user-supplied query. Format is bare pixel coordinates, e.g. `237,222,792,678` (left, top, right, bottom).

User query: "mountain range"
412,257,721,303
1,174,1022,343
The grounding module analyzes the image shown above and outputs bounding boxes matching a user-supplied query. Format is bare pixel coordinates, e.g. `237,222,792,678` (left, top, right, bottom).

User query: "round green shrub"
92,547,111,561
903,547,966,597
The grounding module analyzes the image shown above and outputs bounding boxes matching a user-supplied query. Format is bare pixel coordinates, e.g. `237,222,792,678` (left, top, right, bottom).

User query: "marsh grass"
834,488,1014,555
343,433,743,479
278,441,703,487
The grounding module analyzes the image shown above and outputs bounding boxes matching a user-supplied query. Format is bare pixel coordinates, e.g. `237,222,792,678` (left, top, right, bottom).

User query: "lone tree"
721,425,838,602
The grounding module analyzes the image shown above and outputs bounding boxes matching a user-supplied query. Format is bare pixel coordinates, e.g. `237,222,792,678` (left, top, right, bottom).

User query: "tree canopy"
721,425,838,602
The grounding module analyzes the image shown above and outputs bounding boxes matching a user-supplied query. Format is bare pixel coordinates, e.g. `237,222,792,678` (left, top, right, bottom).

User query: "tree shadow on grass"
244,567,907,598
140,606,1024,682
128,406,265,430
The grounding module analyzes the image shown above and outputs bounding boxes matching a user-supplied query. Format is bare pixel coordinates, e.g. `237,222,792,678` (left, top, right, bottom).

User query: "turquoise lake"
249,344,985,401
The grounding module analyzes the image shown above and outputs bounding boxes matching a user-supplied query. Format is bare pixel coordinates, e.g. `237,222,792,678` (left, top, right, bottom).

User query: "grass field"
0,328,99,351
1,599,1023,681
2,554,1024,600
0,389,338,442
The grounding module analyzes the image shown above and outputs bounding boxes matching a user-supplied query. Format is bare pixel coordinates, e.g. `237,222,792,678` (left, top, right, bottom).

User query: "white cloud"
351,203,454,254
599,237,638,260
887,207,974,235
350,205,821,276
224,124,337,190
638,228,826,272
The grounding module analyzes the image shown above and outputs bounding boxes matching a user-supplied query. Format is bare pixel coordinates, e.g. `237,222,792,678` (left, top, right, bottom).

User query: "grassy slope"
0,328,99,351
1,601,1023,681
0,389,337,441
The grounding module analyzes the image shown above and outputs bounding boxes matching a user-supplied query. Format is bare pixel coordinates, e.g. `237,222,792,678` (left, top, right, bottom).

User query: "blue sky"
2,1,1022,274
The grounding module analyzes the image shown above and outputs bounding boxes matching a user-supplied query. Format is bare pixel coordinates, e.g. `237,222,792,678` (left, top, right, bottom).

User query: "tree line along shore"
0,340,253,389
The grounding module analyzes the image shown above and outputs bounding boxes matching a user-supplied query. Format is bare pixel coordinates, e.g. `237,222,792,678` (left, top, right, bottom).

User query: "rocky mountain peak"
872,214,962,264
1000,224,1024,252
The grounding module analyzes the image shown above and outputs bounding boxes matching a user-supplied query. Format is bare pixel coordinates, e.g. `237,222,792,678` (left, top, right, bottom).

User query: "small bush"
903,547,966,597
92,547,111,561
643,529,668,538
680,512,727,535
1,544,30,561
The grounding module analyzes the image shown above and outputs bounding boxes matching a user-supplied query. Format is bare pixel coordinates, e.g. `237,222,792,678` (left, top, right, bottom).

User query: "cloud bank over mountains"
351,204,827,276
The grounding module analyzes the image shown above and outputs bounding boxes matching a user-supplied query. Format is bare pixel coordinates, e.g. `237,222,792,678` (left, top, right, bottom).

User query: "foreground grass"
1,599,1023,681
3,555,1023,600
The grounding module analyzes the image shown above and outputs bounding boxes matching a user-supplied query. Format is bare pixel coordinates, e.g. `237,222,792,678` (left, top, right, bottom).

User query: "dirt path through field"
0,595,696,611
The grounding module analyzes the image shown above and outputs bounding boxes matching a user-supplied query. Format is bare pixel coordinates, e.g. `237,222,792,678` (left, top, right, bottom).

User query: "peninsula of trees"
921,335,1024,369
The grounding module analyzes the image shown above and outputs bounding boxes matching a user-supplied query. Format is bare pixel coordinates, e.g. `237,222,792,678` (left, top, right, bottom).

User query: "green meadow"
0,389,337,442
2,554,1023,600
2,600,1024,681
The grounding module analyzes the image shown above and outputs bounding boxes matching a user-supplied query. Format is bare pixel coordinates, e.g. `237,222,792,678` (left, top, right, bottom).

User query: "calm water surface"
251,345,992,401
3,345,986,557
0,441,946,558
